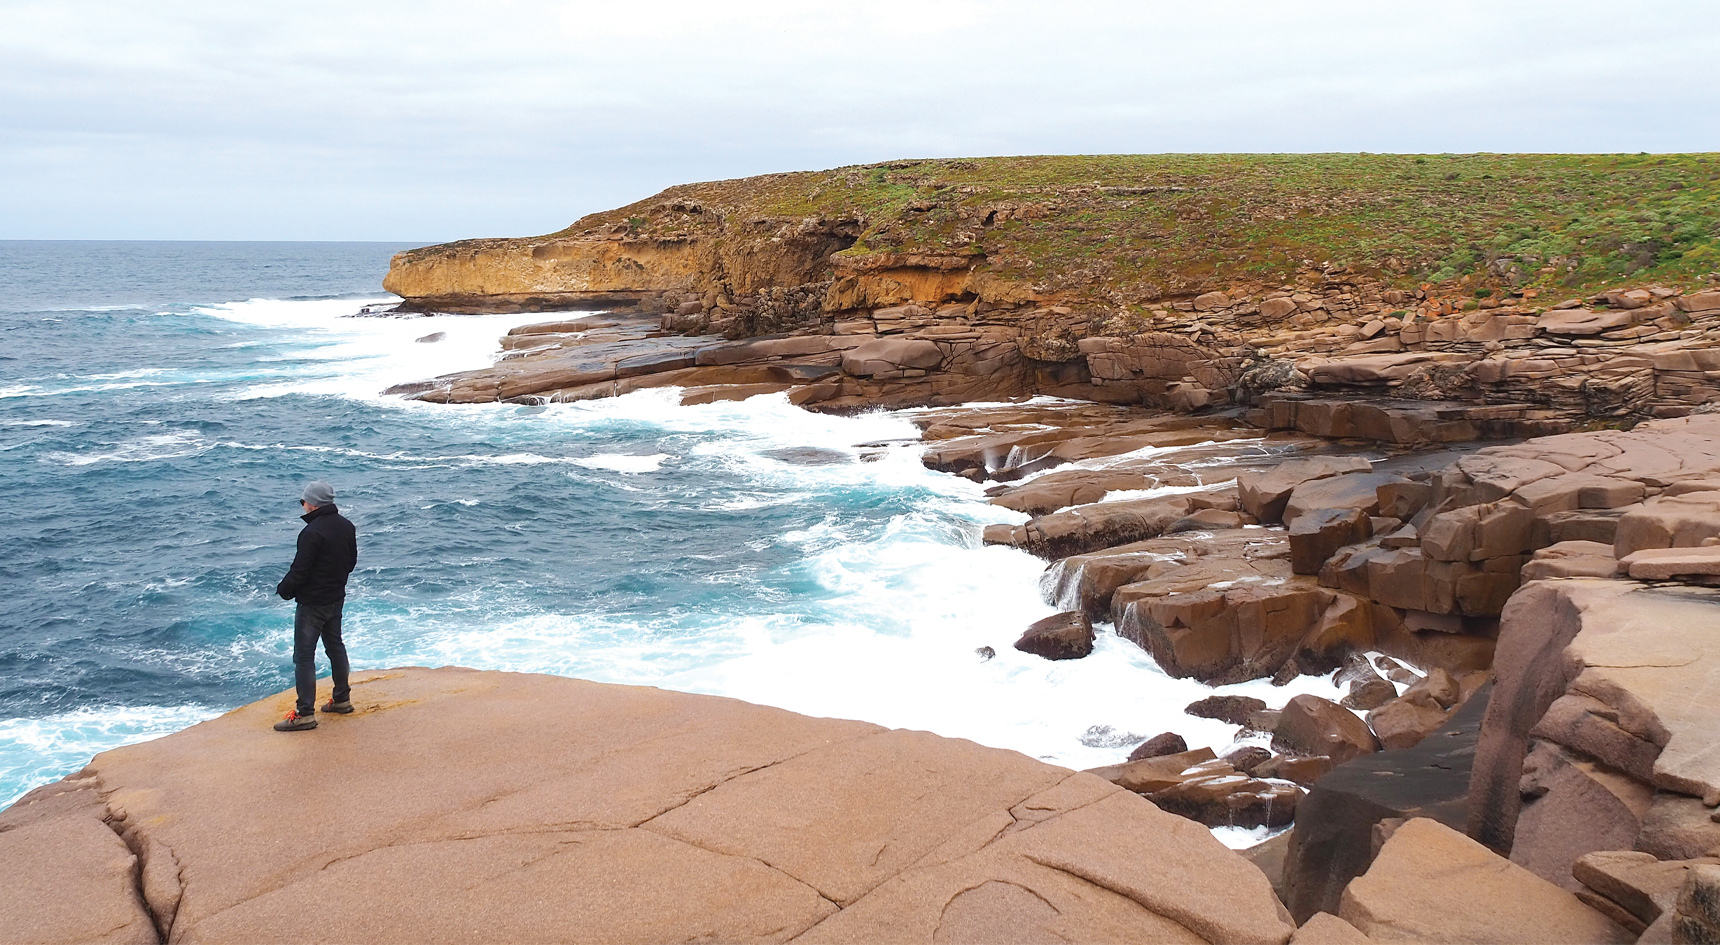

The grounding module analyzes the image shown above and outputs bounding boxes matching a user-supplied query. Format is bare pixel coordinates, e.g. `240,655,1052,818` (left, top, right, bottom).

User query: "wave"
192,298,591,403
41,432,212,467
573,453,671,473
0,704,220,808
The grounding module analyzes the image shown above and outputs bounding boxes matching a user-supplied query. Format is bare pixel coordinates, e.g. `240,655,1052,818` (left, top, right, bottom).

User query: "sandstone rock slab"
1339,818,1633,943
1574,850,1720,929
0,778,156,945
1290,507,1372,575
1238,456,1373,524
0,668,1298,945
1620,546,1720,580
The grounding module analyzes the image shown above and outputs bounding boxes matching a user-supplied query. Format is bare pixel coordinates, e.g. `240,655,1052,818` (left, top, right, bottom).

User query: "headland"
8,153,1720,943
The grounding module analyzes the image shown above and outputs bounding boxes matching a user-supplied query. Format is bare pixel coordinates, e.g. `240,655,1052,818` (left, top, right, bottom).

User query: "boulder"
1638,793,1720,862
1283,472,1409,529
1237,455,1373,524
1013,610,1095,660
1528,681,1668,784
1367,699,1450,750
1467,580,1635,854
1255,754,1335,786
1615,492,1720,558
1289,508,1373,575
1121,582,1338,684
1400,666,1461,709
1273,695,1379,765
1557,586,1720,804
1363,546,1521,617
1193,290,1231,312
1678,290,1720,314
1220,745,1275,775
1341,676,1398,711
1670,865,1720,945
1574,851,1720,931
1043,530,1286,621
1127,732,1189,761
1536,308,1635,335
0,668,1298,945
1510,741,1656,889
1289,911,1371,944
1084,748,1219,795
1377,479,1433,521
840,338,944,377
989,470,1157,515
1280,684,1490,922
1338,818,1634,943
1166,508,1253,532
1148,773,1304,830
1472,579,1720,874
988,491,1240,559
1185,694,1268,726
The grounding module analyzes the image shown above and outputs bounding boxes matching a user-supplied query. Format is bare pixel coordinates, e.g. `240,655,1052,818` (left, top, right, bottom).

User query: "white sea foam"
0,705,220,808
41,431,212,467
195,297,574,402
1096,479,1240,504
573,453,671,473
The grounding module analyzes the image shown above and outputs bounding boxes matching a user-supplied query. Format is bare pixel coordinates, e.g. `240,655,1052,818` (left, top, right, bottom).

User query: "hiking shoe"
273,710,317,732
322,699,354,714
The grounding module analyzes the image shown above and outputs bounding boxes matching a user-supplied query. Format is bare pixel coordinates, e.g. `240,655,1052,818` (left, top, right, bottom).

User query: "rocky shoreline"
12,311,1720,943
370,256,1720,941
11,155,1720,941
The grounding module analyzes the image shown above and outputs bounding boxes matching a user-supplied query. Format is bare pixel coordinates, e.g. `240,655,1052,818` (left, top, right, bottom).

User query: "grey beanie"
300,480,336,507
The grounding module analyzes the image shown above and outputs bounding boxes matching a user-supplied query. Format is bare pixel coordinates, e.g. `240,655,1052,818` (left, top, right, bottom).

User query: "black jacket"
277,504,357,605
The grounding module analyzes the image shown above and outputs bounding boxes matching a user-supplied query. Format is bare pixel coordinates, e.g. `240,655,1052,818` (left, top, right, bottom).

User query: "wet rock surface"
1280,684,1490,922
1012,610,1094,660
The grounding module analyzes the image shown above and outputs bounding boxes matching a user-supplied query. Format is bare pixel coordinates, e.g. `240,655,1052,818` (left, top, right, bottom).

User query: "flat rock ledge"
0,667,1295,945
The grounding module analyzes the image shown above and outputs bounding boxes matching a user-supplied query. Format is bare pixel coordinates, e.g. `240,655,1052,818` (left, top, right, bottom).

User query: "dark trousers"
293,601,350,716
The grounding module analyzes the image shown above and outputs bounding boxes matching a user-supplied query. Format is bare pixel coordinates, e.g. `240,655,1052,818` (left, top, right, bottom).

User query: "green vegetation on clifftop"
461,153,1720,302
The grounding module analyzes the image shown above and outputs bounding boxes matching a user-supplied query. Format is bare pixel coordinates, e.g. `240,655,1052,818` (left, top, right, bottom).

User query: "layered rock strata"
0,667,1296,945
384,250,1720,439
1469,579,1720,889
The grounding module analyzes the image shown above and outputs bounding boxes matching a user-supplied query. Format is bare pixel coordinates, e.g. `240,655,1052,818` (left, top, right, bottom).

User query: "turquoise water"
0,242,1345,832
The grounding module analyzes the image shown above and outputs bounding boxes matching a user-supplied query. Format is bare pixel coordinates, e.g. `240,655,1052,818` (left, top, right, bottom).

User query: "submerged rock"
1127,732,1190,761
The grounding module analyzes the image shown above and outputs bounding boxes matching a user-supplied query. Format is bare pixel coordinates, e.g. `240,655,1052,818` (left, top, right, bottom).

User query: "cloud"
1,0,1715,239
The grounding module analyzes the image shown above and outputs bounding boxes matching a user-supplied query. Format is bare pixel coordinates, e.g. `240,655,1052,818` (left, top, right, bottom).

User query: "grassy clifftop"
521,153,1720,302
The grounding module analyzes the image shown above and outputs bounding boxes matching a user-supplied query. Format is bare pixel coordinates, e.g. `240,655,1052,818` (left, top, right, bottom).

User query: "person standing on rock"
273,480,358,732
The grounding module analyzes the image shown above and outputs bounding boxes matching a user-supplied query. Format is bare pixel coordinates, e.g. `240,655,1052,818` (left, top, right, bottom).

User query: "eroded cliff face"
383,237,708,313
384,199,863,316
384,153,1720,328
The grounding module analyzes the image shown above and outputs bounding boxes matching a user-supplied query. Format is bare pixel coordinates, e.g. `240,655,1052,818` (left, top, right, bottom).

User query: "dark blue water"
0,242,1341,829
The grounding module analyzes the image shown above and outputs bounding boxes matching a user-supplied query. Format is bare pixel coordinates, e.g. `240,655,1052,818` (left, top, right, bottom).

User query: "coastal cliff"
13,155,1720,943
383,154,1720,426
385,153,1720,325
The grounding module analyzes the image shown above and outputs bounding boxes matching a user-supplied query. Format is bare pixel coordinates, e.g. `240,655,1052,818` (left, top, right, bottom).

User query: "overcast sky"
3,1,1716,241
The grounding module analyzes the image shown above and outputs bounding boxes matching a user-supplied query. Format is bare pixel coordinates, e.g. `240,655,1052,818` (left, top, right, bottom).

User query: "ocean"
0,241,1345,843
